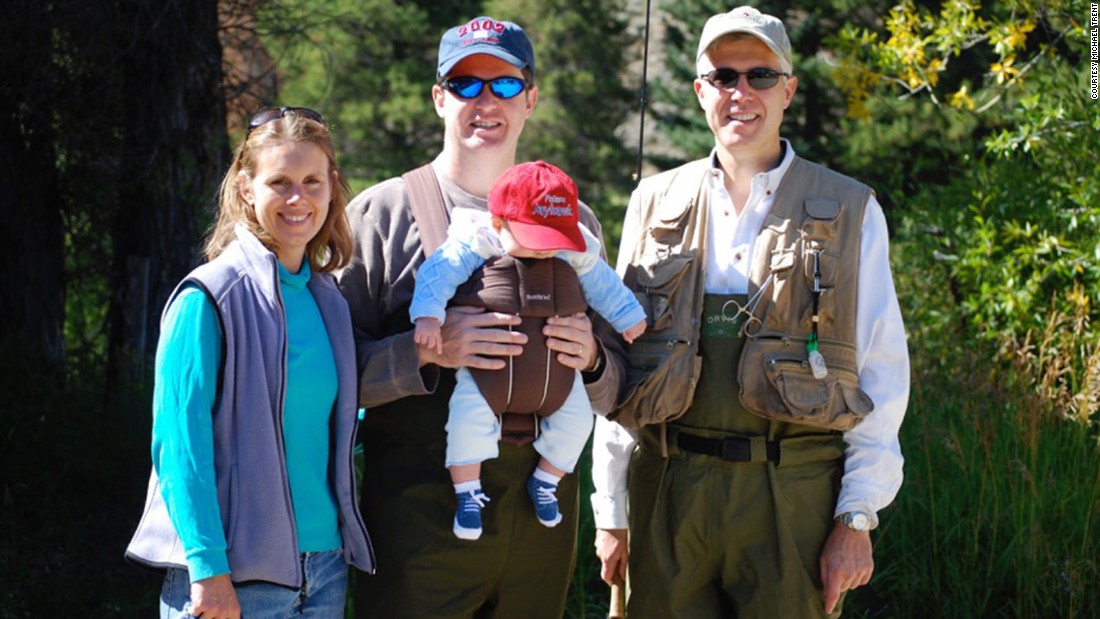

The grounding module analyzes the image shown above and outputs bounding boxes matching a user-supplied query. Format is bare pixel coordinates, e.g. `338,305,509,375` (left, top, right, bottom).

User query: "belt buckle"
718,437,747,461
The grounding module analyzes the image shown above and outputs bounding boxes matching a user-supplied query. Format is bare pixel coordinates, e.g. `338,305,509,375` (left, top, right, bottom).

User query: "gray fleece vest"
126,226,374,586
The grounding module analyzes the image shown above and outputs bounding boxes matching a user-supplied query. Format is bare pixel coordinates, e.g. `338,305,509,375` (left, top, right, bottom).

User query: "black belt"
676,431,780,463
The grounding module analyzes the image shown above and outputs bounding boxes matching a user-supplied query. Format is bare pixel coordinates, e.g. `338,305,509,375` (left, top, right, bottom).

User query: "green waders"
354,371,578,619
627,294,847,619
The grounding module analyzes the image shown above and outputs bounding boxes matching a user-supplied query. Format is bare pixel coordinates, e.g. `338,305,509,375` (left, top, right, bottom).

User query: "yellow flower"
991,55,1019,85
925,58,944,87
950,85,975,110
906,68,923,89
1003,21,1035,51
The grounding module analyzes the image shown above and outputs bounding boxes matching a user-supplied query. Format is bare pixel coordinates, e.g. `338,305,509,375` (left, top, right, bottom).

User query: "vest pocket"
634,251,696,332
618,248,702,428
739,337,873,431
614,336,702,429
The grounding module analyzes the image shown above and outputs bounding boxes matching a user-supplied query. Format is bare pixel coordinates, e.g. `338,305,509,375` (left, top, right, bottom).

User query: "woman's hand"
189,574,240,619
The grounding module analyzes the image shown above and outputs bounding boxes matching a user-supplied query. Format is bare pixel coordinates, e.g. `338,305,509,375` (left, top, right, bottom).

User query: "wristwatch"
835,511,875,531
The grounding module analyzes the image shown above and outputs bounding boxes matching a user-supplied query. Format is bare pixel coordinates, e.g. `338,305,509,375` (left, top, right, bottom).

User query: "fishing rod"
634,0,652,182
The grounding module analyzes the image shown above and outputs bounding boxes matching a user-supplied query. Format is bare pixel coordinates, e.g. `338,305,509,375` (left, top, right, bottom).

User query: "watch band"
836,511,875,531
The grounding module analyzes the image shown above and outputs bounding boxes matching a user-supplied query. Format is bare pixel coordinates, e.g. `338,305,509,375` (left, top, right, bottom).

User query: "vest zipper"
272,260,303,588
666,337,690,349
345,403,376,573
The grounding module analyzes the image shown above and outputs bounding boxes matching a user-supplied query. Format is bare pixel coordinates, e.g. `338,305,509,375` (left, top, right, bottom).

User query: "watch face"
849,513,870,530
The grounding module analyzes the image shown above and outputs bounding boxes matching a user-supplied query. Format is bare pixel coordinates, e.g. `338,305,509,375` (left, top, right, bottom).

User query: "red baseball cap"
488,161,586,252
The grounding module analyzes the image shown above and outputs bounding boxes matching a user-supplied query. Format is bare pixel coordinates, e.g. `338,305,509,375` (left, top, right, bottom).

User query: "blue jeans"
160,549,348,618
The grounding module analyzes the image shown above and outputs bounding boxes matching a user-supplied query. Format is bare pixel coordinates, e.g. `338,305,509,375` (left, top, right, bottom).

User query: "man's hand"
189,574,240,619
820,522,874,614
595,528,629,587
417,306,525,370
545,313,599,371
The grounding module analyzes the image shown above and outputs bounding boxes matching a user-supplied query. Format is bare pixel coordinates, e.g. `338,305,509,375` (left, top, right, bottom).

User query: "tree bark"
105,0,228,388
0,1,66,381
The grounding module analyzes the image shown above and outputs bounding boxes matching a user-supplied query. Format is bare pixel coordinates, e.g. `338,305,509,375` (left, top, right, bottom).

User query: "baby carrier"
404,165,586,444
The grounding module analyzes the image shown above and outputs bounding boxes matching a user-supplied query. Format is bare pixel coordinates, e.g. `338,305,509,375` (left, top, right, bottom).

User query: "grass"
0,368,162,618
845,354,1100,619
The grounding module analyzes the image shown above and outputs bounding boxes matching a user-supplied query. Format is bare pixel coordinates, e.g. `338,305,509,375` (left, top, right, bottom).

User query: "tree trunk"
105,0,228,389
0,1,66,382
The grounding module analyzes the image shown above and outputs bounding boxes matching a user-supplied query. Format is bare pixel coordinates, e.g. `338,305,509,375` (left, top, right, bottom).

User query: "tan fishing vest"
614,155,875,431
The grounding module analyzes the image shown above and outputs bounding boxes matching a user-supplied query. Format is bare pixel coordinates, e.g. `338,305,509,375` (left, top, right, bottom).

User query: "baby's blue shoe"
526,475,563,528
454,489,490,540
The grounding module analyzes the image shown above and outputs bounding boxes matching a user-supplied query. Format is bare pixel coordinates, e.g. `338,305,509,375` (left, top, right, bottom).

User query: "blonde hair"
206,111,354,273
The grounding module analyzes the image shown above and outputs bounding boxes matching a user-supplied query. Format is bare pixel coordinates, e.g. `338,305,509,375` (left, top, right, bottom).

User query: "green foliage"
829,6,1100,611
830,0,1100,426
258,0,453,188
257,0,637,232
487,0,638,212
858,224,1100,616
649,0,740,165
62,210,112,382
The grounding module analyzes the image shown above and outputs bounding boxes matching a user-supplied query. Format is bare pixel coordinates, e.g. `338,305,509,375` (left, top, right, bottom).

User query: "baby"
410,160,645,539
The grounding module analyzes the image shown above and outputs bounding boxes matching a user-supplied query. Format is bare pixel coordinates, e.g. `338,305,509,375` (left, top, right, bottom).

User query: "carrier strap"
402,163,449,257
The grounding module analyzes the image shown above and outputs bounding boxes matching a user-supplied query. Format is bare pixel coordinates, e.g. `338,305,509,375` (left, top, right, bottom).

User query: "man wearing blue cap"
338,16,626,618
592,5,909,618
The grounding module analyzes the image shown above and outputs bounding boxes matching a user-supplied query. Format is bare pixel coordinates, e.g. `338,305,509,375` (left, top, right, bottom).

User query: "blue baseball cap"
437,17,536,81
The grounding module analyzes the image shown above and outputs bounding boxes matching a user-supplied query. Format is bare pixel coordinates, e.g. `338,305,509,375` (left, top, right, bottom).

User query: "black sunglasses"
440,76,528,100
246,106,326,137
700,67,790,91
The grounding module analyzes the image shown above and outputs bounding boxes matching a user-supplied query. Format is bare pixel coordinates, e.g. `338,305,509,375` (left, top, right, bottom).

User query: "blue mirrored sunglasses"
440,76,528,100
246,106,326,137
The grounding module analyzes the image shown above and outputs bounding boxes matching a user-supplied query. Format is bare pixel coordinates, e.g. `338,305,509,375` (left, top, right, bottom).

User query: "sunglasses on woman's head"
440,76,529,100
246,106,326,137
700,67,789,91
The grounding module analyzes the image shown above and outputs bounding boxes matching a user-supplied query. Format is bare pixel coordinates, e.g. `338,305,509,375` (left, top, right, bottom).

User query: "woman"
127,107,374,619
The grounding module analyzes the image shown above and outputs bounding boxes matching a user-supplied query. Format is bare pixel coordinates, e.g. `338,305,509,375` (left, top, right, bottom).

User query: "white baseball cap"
696,6,792,74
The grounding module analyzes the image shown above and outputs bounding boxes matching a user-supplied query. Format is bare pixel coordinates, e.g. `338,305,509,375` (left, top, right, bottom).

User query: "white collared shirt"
592,141,910,529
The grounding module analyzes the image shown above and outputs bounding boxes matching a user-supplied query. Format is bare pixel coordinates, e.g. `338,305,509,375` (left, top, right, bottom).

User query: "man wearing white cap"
338,15,626,619
592,6,909,617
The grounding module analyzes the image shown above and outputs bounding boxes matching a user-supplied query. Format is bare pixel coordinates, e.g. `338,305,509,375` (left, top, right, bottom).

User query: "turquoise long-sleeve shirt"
152,262,341,582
